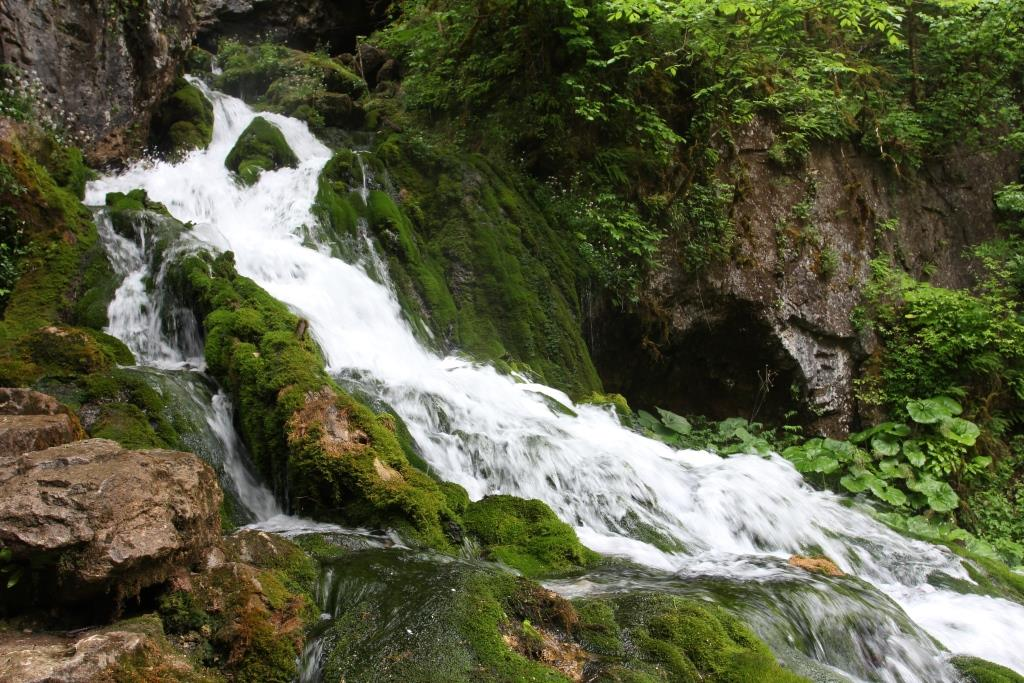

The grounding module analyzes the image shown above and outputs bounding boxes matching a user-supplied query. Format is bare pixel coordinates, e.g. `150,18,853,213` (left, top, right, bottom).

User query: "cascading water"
86,81,1024,682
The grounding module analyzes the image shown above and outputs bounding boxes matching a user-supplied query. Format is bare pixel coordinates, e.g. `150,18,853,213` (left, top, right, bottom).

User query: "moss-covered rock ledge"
165,247,599,575
167,249,457,548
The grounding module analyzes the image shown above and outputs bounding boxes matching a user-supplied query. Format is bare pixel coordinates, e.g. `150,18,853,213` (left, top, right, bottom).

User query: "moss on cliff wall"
0,125,126,386
312,137,602,397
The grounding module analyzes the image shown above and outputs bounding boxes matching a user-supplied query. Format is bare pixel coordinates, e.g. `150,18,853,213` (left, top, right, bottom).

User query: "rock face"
0,388,85,458
593,121,1020,435
0,0,198,164
0,438,222,603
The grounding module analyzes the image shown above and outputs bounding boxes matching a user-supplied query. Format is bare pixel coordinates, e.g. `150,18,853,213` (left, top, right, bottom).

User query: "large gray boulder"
0,438,222,603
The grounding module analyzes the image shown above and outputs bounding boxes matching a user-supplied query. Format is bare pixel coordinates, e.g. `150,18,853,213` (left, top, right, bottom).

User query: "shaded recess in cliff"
591,297,806,425
195,0,394,55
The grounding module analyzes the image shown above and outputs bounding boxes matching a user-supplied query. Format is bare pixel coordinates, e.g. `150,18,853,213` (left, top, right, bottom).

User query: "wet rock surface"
0,438,222,603
0,628,152,683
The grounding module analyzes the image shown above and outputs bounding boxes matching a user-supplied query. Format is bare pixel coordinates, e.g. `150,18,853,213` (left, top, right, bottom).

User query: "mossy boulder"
464,495,598,577
150,78,214,157
27,325,133,376
953,657,1024,683
157,530,318,683
216,40,365,101
166,249,458,548
185,46,214,75
575,592,809,682
224,117,297,186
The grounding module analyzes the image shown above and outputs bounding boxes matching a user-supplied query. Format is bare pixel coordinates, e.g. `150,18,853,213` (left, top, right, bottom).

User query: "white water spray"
87,82,1024,681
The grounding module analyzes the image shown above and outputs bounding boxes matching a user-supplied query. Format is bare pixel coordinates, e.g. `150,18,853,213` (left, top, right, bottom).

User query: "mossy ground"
464,495,599,577
224,117,297,185
953,656,1024,683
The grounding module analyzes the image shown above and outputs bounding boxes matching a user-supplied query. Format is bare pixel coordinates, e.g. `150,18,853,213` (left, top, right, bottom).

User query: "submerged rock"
788,555,845,577
0,388,85,458
0,438,221,604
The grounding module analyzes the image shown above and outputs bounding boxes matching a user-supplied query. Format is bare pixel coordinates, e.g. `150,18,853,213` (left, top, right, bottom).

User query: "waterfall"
85,81,1024,682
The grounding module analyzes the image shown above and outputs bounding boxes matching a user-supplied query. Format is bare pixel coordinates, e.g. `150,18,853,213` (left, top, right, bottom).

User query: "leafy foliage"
377,0,1024,297
783,397,985,514
637,407,799,455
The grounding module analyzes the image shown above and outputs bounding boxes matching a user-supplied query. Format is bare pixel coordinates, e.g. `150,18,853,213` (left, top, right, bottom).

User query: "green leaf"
871,434,901,457
869,479,907,507
938,417,980,446
656,408,691,435
932,396,963,416
902,439,926,467
6,568,20,589
637,410,661,431
840,471,876,493
926,484,959,513
907,398,952,424
906,476,959,513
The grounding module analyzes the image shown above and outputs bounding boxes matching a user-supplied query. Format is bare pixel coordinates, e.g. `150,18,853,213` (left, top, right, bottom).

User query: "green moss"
0,132,119,385
216,40,365,101
89,402,168,449
577,593,808,682
317,549,577,682
463,495,597,577
150,78,214,157
157,532,318,683
185,46,215,75
224,117,297,186
364,135,602,396
26,325,132,377
166,249,458,549
952,656,1024,683
581,392,636,426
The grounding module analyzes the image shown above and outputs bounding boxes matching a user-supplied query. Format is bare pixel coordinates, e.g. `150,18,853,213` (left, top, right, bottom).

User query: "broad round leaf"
906,398,950,424
871,434,901,457
901,440,926,467
938,417,980,446
656,408,692,435
925,483,959,513
869,480,907,507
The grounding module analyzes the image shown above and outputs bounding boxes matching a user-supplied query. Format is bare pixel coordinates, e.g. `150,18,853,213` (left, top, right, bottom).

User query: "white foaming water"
86,83,1024,681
